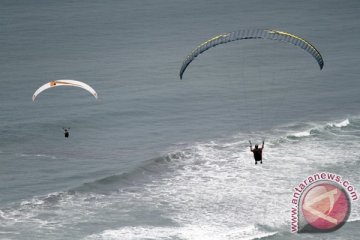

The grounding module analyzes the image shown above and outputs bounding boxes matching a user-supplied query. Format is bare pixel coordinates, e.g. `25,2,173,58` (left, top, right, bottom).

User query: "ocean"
0,0,359,239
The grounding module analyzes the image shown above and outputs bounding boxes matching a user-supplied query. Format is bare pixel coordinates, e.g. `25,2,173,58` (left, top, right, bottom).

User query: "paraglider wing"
32,80,98,101
179,29,324,79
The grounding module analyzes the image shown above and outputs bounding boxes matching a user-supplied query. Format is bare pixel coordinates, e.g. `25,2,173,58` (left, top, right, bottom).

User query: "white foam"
0,231,19,234
20,199,45,206
328,119,350,128
348,217,360,223
35,154,57,159
15,152,57,159
1,119,358,238
291,130,311,137
85,225,277,240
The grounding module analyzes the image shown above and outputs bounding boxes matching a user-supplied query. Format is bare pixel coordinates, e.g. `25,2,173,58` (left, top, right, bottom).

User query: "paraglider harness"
63,127,70,138
249,140,264,164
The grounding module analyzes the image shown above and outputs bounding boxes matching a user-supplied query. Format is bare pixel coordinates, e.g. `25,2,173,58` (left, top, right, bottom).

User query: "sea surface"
0,0,359,239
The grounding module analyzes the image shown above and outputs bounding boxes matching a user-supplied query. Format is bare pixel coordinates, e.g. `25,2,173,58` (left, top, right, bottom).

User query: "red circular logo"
301,183,350,231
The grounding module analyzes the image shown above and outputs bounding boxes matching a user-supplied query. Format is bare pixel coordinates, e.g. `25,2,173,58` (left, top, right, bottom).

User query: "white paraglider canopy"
32,79,98,101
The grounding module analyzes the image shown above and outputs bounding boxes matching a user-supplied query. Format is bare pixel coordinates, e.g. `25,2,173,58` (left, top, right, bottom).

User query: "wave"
0,152,190,224
348,217,360,223
327,119,350,128
282,118,358,140
70,153,185,194
0,136,284,238
6,116,359,206
290,130,312,138
14,153,58,160
1,115,359,239
84,224,278,240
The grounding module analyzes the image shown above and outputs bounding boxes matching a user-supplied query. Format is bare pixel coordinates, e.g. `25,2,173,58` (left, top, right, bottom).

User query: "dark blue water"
0,0,359,239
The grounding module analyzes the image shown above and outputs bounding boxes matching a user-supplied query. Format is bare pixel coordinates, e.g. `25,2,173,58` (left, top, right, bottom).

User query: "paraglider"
32,80,97,139
249,140,265,165
179,29,324,165
32,79,98,101
179,29,324,79
62,127,70,138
